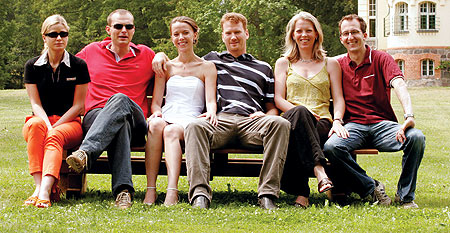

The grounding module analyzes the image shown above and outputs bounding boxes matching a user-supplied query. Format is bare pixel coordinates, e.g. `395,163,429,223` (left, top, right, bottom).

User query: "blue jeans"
80,93,147,197
324,121,425,202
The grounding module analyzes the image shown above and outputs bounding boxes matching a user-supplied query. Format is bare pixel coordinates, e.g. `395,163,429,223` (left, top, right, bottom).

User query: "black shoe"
192,195,209,209
258,196,278,210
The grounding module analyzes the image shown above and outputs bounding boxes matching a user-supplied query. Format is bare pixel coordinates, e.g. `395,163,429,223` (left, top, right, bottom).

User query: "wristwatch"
333,118,344,124
404,113,414,119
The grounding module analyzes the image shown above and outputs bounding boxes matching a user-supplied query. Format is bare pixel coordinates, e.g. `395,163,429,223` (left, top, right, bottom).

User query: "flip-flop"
23,196,38,206
318,178,334,193
35,199,51,208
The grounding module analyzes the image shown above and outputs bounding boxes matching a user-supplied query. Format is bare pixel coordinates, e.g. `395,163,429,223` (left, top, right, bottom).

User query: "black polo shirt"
203,51,275,116
24,51,90,116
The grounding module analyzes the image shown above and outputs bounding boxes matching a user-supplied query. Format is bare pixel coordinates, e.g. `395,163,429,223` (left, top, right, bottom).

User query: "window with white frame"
397,60,405,74
421,59,434,76
369,0,376,37
395,2,408,33
419,2,436,30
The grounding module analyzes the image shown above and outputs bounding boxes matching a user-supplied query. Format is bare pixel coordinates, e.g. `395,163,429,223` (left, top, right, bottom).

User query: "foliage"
437,60,450,71
0,0,357,89
1,88,450,232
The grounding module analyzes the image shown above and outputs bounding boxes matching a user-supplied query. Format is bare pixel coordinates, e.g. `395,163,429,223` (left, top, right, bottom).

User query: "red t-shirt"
76,38,155,117
338,46,404,124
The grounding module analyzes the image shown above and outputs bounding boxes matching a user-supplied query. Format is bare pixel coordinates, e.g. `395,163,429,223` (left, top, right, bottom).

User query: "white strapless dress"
162,75,205,128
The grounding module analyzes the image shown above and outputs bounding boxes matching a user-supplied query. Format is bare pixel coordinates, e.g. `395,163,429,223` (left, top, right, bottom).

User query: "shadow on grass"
57,187,370,208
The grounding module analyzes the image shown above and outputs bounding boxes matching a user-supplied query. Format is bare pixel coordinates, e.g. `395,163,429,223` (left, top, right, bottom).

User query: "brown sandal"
318,178,334,193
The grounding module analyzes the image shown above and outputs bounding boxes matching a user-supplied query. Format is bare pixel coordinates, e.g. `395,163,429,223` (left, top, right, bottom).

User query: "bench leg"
61,149,86,198
211,152,229,181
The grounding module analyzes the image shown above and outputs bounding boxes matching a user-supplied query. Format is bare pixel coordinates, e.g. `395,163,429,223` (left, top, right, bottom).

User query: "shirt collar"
345,44,372,67
106,42,136,62
34,50,71,67
219,51,254,61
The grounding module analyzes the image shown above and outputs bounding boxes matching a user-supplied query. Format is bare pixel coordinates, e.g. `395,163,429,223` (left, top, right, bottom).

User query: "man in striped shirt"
153,13,290,210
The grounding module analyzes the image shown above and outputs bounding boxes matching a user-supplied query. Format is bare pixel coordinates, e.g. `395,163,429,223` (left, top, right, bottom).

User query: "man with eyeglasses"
324,14,425,209
66,9,155,209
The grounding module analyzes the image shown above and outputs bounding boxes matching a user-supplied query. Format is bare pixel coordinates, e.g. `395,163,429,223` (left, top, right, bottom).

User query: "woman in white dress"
144,16,217,206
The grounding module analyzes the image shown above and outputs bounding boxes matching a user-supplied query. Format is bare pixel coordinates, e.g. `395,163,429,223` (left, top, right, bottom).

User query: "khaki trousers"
184,112,290,203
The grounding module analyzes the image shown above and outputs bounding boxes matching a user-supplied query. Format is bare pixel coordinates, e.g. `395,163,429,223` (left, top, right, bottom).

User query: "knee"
148,117,166,134
285,105,310,117
108,93,130,105
163,125,183,141
45,129,64,146
23,117,47,136
185,119,208,136
323,138,339,157
25,117,47,130
407,128,425,142
292,105,309,114
406,128,426,147
271,116,291,131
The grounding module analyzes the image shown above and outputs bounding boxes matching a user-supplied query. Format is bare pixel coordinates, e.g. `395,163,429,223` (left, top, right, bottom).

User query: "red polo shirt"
76,37,155,117
337,46,404,124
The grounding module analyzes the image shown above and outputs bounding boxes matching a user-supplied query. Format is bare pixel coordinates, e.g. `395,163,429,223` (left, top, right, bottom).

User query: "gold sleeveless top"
285,59,332,121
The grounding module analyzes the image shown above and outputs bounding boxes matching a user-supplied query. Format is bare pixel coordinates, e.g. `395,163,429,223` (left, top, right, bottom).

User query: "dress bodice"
162,75,205,128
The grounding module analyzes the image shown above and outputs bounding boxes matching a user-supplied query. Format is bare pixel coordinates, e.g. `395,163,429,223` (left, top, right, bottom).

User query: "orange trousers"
22,115,83,179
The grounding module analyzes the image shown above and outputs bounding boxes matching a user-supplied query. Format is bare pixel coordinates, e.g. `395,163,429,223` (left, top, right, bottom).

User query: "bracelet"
404,113,414,120
333,118,344,124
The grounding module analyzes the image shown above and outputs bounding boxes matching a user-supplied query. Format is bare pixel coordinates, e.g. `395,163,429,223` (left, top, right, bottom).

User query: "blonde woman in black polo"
22,15,90,208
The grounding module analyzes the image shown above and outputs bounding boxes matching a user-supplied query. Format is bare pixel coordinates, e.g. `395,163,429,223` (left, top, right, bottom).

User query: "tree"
0,0,357,89
289,0,357,56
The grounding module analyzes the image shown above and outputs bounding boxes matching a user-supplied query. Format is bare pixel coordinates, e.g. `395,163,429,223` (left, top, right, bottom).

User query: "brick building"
358,0,450,86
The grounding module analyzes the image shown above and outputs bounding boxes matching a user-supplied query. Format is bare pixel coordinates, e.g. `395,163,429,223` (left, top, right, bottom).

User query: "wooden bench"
58,88,379,197
59,147,378,197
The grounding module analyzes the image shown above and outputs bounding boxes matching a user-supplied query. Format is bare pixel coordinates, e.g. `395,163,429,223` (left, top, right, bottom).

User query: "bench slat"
60,147,378,197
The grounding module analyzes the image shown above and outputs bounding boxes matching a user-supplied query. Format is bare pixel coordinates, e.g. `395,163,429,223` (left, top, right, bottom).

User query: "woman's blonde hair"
41,14,69,54
283,12,326,62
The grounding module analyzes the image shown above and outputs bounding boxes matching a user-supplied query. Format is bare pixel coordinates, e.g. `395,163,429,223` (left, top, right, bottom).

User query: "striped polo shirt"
204,51,275,116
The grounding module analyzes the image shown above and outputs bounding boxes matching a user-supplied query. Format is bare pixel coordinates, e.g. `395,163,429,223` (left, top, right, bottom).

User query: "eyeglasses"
340,30,362,38
112,24,135,30
45,31,69,38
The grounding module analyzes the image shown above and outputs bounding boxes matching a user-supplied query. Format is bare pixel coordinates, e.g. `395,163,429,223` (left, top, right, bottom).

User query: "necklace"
299,58,314,63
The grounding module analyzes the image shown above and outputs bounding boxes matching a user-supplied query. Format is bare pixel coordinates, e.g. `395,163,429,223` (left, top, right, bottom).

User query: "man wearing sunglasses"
66,9,155,209
324,14,425,209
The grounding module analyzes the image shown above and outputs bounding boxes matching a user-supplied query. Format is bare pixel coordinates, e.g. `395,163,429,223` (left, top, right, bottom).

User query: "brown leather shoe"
191,195,209,209
371,180,391,206
258,196,278,210
115,190,132,209
394,194,419,209
66,150,87,173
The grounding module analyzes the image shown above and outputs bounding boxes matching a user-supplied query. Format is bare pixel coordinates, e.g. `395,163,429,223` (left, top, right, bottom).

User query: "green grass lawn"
1,88,449,232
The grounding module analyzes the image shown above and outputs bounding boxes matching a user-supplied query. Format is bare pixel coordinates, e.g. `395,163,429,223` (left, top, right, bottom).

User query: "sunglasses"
112,24,135,30
45,31,69,38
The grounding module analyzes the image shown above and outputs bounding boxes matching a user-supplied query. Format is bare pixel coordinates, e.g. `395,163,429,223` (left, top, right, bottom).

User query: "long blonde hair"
41,14,70,54
283,12,326,62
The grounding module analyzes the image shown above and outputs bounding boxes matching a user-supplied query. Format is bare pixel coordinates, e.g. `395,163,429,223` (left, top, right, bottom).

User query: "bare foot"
143,187,157,205
163,188,179,206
